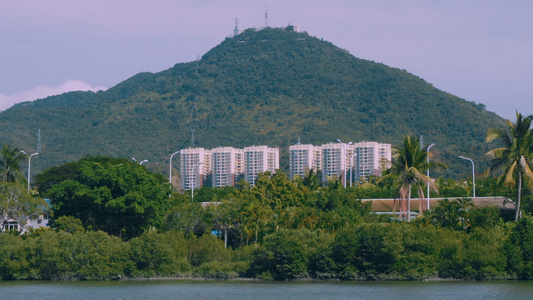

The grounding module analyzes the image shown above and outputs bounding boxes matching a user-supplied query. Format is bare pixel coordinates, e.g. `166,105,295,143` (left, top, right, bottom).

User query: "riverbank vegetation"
1,112,532,281
1,164,532,281
1,214,533,281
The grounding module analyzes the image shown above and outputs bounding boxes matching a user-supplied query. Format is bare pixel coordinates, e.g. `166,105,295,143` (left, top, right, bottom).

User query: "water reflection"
1,280,533,300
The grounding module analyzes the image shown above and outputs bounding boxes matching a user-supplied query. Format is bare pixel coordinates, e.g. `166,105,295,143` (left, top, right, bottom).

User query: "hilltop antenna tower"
265,6,268,27
190,127,195,148
37,128,42,152
196,55,201,77
234,18,239,36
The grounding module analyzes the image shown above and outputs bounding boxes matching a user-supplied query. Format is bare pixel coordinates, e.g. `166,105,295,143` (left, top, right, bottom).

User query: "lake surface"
1,280,533,299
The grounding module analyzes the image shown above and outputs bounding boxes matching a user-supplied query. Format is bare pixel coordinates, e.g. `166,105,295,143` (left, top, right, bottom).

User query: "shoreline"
112,275,517,283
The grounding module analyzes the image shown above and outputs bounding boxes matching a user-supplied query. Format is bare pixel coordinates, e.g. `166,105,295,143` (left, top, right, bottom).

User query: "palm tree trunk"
516,172,522,221
419,186,425,214
407,183,412,222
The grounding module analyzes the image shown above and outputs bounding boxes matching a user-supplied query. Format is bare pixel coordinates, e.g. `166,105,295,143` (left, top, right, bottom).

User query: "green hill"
0,27,504,178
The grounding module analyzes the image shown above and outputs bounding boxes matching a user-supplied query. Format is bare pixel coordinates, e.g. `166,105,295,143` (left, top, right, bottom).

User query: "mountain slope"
0,27,504,177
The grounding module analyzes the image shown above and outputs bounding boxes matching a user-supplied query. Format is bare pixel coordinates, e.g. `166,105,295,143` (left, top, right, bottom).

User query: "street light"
426,143,435,210
350,152,358,187
169,151,180,184
336,139,352,188
132,158,148,165
191,161,203,202
20,150,38,192
459,156,475,198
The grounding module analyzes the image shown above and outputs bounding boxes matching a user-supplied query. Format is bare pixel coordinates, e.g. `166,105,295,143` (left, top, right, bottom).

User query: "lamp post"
350,152,358,187
426,143,435,210
191,161,203,202
336,139,352,188
169,151,180,184
20,150,38,192
132,158,148,165
459,156,475,198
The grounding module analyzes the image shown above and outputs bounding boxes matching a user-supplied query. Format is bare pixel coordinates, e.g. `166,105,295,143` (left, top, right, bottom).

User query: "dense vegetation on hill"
0,27,504,177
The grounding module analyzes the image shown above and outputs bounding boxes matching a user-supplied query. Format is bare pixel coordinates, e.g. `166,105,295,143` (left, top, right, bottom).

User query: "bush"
507,216,533,279
250,228,332,280
437,227,508,280
187,234,229,267
128,230,191,277
0,234,27,280
329,224,401,279
194,260,247,279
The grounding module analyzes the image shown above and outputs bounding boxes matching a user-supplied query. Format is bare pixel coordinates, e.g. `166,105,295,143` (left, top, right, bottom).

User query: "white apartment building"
289,144,322,179
321,143,349,183
289,141,391,185
178,141,390,190
352,141,391,181
180,148,211,190
244,145,279,186
211,147,244,188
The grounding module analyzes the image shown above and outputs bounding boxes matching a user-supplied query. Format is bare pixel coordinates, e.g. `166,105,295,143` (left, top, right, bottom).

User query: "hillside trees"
0,28,504,179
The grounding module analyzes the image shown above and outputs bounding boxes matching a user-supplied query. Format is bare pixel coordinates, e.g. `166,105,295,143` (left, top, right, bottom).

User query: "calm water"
1,280,533,299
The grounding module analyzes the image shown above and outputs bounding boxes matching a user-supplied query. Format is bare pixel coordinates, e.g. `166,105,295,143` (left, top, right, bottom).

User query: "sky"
1,0,532,120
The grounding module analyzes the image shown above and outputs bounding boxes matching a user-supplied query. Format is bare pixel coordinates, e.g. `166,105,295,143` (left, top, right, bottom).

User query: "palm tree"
0,144,26,183
380,135,446,221
486,112,533,221
301,169,322,191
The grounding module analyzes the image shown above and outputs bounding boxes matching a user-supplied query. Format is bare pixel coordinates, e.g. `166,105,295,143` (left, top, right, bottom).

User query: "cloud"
0,80,106,112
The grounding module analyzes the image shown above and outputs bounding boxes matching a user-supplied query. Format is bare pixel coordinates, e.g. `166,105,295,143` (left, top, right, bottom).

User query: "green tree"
164,199,209,237
391,224,439,280
0,144,26,183
250,229,332,280
507,216,533,278
437,227,508,280
486,112,533,221
253,171,308,209
0,234,27,279
51,216,85,234
45,159,175,240
327,224,401,279
424,198,474,231
301,169,322,191
187,234,229,268
64,230,131,280
380,135,446,221
23,230,71,280
128,230,190,277
0,182,48,233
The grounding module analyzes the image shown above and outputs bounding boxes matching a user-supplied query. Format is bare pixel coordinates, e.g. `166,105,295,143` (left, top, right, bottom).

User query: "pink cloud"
0,80,106,112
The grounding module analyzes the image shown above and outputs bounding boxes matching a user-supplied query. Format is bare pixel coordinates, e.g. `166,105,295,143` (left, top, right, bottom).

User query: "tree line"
1,217,533,281
0,112,532,280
